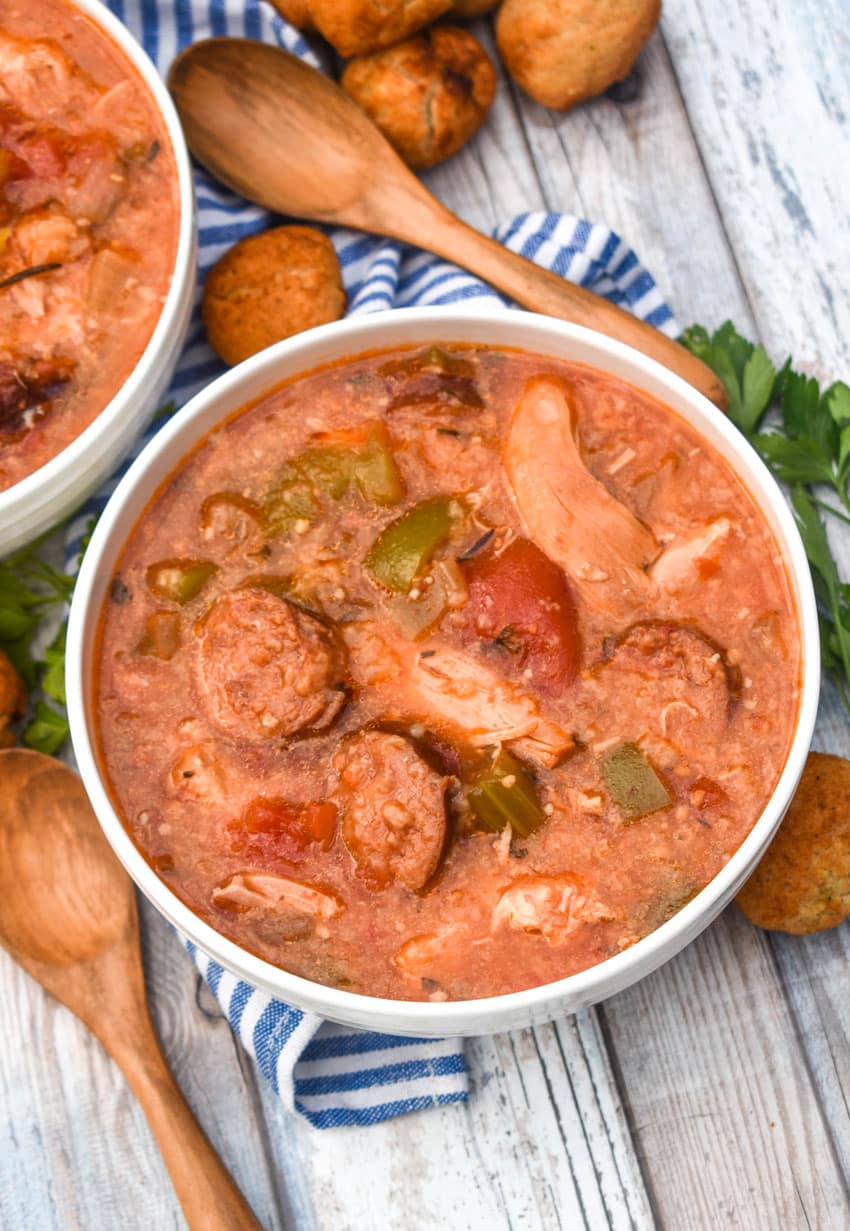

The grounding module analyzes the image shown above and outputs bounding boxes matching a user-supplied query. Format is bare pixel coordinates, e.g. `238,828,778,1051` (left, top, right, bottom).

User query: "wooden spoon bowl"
0,749,261,1231
168,37,728,409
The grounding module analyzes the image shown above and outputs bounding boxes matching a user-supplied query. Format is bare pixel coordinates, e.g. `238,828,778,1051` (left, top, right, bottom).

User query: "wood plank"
253,1012,654,1231
138,900,294,1231
663,0,850,374
0,948,182,1230
661,0,850,1209
458,29,756,335
768,923,850,1186
601,911,849,1228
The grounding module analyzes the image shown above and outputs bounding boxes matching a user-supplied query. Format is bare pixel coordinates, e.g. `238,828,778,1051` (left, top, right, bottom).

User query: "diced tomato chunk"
460,536,580,696
300,802,338,846
228,797,338,864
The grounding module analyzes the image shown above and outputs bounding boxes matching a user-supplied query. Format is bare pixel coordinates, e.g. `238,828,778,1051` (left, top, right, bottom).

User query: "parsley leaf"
681,322,776,435
754,434,837,488
683,320,850,708
41,625,67,706
0,523,92,752
741,346,776,434
825,381,850,427
23,700,70,756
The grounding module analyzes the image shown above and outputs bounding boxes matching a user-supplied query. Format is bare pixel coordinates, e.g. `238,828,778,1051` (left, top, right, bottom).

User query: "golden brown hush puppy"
452,0,499,16
268,0,313,29
736,752,850,934
496,0,660,111
202,226,346,367
0,649,26,749
341,26,496,170
308,0,452,57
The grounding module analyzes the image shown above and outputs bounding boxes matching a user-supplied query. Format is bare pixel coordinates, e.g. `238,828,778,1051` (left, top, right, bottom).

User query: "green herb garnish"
683,321,850,708
0,535,77,751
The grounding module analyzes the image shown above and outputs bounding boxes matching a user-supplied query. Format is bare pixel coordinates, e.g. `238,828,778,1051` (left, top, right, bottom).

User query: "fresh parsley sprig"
0,401,179,756
683,321,850,709
0,535,75,753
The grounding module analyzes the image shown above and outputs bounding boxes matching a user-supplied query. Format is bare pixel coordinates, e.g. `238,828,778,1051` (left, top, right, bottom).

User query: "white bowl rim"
67,305,821,1029
0,0,195,520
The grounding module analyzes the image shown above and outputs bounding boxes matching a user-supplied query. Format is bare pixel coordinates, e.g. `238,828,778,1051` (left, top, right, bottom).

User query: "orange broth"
94,345,800,1001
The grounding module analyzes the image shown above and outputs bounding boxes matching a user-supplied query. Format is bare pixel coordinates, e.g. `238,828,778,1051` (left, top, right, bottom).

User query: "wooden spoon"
168,38,727,409
0,749,262,1231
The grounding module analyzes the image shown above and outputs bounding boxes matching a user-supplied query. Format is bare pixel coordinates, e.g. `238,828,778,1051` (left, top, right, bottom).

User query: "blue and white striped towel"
66,0,679,1128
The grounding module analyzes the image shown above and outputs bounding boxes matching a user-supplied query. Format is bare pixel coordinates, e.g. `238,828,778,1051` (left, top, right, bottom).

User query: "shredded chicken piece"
167,744,227,805
504,377,659,617
212,872,342,919
411,643,574,768
394,925,462,976
492,875,612,943
649,518,732,590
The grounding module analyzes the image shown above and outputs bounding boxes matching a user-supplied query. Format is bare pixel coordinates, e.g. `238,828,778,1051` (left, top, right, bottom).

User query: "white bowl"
67,306,820,1037
0,0,196,555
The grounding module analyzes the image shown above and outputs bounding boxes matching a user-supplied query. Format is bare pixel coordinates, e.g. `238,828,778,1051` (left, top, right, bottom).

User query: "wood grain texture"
663,0,850,374
2,3,850,1228
252,1013,655,1231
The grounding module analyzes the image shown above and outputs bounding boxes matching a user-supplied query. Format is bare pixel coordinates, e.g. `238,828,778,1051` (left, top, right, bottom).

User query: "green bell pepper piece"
601,743,671,820
351,424,404,506
263,423,402,535
136,610,181,659
262,468,319,535
145,559,218,605
365,497,457,592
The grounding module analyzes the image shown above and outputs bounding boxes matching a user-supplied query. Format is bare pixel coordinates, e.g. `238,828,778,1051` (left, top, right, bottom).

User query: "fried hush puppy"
496,0,661,111
0,649,26,749
342,26,496,170
307,0,453,57
269,0,313,28
202,226,346,367
736,752,850,935
452,0,499,16
274,0,495,35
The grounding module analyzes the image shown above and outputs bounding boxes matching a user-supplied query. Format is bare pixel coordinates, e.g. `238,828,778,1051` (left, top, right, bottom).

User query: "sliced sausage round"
334,730,448,892
593,620,741,749
195,588,346,743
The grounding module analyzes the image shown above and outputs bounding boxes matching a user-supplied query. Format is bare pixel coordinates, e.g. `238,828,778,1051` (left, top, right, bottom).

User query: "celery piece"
467,751,546,838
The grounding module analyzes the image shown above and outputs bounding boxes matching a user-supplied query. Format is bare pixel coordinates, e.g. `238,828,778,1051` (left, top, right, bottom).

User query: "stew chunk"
196,588,346,742
595,621,741,748
504,377,658,619
461,535,580,696
334,730,448,891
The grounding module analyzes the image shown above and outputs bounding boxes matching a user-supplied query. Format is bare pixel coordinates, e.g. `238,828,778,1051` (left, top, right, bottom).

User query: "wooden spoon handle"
115,1026,263,1231
401,204,728,409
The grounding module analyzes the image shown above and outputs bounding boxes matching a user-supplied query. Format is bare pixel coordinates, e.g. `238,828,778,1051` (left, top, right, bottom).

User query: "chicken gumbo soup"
0,0,179,490
95,345,800,1002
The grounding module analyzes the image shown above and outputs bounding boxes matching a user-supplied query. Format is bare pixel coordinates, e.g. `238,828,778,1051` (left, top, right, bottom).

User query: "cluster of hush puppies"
201,0,661,366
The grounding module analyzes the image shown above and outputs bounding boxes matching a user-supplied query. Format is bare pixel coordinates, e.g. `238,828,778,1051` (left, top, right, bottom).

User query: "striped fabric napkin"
68,0,679,1128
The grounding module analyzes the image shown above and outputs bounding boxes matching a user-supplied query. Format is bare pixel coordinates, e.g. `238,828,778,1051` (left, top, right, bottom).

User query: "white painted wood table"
2,3,849,1227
